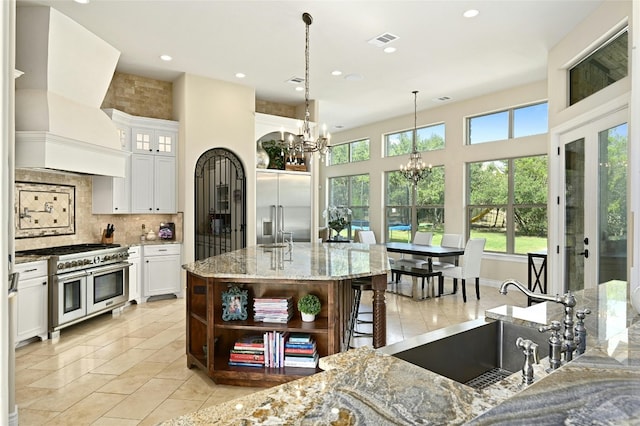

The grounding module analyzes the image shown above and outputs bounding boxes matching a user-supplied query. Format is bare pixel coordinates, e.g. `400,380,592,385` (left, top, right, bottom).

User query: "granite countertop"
14,254,50,264
182,242,390,280
163,281,640,425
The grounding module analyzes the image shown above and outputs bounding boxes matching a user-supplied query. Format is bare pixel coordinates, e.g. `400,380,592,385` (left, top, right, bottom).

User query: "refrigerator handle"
278,205,285,244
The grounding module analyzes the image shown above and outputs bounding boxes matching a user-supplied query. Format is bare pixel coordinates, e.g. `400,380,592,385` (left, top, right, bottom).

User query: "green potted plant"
297,294,321,322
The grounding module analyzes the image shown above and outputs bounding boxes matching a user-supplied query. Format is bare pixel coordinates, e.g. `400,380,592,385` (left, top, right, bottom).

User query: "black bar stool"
346,279,373,349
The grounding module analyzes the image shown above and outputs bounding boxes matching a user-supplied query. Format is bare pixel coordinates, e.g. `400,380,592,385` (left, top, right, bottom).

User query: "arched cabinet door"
194,148,246,260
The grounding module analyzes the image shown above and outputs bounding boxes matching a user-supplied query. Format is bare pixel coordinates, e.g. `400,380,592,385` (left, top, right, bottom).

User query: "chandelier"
275,12,330,159
400,90,432,185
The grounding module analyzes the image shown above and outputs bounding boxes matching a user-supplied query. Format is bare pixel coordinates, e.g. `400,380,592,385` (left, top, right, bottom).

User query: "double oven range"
17,244,130,338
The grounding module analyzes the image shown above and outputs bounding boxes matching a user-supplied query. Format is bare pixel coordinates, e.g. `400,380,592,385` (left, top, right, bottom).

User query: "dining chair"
431,233,464,269
355,230,377,244
394,231,433,269
437,238,486,303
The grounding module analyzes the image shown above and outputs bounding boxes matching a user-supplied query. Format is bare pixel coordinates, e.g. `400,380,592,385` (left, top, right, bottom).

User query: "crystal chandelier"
400,90,432,185
276,12,331,159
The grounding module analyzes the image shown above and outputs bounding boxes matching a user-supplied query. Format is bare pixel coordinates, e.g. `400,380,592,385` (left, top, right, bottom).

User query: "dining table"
385,242,466,300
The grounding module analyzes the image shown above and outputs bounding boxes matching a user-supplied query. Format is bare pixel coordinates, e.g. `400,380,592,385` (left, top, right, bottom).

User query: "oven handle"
56,270,89,281
89,262,132,275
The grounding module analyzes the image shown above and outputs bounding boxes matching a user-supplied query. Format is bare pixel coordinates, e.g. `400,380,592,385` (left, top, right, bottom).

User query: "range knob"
57,263,64,270
104,255,111,261
94,256,101,264
84,259,92,265
64,262,71,269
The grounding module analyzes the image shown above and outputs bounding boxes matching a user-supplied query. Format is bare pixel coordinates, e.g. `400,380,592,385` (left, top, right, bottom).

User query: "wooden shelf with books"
185,273,350,387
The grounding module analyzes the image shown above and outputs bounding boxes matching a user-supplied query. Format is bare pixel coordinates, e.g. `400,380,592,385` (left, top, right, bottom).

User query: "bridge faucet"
499,279,578,363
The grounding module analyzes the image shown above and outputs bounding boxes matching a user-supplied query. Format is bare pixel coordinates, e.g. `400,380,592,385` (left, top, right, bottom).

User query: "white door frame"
549,94,629,294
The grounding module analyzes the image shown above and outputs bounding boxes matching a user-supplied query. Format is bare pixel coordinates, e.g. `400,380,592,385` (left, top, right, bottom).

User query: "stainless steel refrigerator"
256,170,311,244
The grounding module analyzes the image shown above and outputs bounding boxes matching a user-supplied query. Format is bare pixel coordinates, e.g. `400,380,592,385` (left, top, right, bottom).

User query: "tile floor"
15,277,528,425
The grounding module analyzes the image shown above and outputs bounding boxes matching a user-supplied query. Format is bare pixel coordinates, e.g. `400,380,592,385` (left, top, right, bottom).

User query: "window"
467,102,548,144
328,174,370,237
329,139,369,165
385,166,445,243
385,123,445,157
467,156,547,254
569,28,628,106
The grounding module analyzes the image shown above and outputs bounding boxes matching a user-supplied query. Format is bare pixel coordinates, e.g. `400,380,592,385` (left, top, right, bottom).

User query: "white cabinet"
14,260,48,343
127,245,141,304
132,126,177,156
131,154,176,213
141,244,182,302
92,109,178,214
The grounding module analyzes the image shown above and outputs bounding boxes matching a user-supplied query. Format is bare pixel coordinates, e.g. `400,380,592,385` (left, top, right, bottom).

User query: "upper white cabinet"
132,126,177,156
93,109,178,214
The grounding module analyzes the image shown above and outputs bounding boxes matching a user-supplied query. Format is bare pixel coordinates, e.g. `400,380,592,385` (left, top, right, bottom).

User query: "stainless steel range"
17,244,130,338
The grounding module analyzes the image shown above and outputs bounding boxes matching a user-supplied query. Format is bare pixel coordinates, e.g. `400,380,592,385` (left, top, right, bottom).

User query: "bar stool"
346,279,373,349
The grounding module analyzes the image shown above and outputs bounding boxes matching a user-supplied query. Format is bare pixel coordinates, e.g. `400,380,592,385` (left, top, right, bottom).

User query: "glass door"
561,110,628,291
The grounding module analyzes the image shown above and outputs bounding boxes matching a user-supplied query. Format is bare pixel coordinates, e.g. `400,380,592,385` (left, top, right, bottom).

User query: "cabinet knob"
149,208,153,211
42,281,46,286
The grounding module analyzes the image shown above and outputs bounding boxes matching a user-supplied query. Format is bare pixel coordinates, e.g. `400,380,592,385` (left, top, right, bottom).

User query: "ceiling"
16,0,603,132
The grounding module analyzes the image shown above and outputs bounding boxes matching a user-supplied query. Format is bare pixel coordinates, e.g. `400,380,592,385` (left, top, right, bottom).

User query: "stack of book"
253,297,294,323
263,330,289,368
284,333,318,368
228,335,265,367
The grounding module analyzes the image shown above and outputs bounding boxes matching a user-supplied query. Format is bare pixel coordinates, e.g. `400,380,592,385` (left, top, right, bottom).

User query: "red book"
230,353,265,362
284,347,315,355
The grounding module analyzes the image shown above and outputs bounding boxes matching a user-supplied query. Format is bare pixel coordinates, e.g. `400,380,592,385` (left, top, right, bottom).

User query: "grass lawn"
387,229,547,254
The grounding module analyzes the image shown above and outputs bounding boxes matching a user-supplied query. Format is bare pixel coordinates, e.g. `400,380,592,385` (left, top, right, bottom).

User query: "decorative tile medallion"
15,181,76,238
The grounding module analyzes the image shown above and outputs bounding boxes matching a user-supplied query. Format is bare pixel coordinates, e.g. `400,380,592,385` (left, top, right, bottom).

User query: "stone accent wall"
102,72,173,120
255,99,297,119
14,169,183,251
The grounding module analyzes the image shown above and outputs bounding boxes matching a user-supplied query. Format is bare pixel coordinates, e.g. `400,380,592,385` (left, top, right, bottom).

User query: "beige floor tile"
44,392,127,426
30,344,100,371
87,337,148,360
138,398,203,426
24,372,117,412
154,357,195,381
28,357,109,389
98,361,170,395
170,373,217,402
15,408,61,425
91,417,140,426
90,348,157,375
103,378,184,420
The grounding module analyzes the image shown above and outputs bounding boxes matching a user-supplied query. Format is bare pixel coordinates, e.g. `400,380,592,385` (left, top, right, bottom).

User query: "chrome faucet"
516,337,539,385
500,279,579,366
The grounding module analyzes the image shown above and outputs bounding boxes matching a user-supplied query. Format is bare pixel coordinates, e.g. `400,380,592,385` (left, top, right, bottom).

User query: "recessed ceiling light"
73,0,90,4
463,9,479,18
331,70,342,76
344,73,363,81
334,125,344,129
235,72,246,79
383,47,396,54
295,86,304,92
160,54,173,61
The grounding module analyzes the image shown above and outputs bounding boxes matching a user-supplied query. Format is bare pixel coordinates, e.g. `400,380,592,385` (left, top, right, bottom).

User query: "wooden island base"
183,243,390,387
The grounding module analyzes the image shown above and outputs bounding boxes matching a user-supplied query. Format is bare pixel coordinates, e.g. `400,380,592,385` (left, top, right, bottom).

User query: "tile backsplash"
14,169,183,251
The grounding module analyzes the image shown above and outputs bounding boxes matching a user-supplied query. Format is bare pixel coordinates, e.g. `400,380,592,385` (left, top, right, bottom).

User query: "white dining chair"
394,231,433,269
431,233,464,269
355,230,377,244
437,238,486,302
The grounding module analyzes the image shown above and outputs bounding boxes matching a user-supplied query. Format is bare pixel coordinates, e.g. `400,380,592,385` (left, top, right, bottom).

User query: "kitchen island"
165,280,639,425
181,242,390,387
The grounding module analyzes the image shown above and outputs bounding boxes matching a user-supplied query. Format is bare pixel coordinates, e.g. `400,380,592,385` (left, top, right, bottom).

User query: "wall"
326,80,548,286
102,71,173,120
14,169,182,251
173,73,255,266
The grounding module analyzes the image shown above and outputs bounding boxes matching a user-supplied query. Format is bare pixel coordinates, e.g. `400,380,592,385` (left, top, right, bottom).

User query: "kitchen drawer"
14,260,48,280
143,244,181,256
128,245,141,258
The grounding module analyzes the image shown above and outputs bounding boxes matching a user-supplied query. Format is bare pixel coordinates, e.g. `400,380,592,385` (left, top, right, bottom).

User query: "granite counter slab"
181,242,390,280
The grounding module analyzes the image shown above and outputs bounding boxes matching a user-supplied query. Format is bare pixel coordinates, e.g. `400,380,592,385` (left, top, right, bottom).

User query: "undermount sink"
379,318,549,389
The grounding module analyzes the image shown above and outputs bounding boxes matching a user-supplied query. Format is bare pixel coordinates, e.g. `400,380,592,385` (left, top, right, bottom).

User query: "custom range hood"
15,6,127,177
